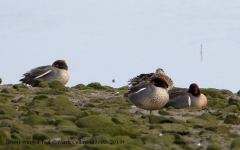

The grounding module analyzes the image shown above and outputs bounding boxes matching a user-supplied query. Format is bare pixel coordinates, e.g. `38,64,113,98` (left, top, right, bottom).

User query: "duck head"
155,68,165,74
52,60,68,70
188,83,200,96
151,76,168,89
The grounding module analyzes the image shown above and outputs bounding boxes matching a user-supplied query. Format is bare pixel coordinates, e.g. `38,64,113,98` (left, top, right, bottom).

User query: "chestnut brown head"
151,76,168,89
52,60,68,70
188,83,200,96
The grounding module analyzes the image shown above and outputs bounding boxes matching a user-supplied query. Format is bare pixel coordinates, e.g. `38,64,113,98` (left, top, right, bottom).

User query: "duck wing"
20,65,53,84
124,82,149,97
168,87,189,99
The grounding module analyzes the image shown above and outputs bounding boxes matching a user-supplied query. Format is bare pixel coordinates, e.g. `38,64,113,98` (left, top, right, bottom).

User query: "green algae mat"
1,81,240,150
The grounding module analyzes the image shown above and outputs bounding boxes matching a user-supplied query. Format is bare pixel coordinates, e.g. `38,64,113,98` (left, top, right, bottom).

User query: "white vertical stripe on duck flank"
188,96,191,107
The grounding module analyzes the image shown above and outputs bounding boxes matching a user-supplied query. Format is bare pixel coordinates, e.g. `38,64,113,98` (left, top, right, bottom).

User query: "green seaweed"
11,124,34,139
158,110,170,115
32,79,49,87
1,88,10,93
47,96,81,117
57,120,79,135
206,144,222,150
231,137,240,149
0,104,19,117
32,132,50,141
200,88,226,99
76,115,140,138
205,125,230,134
187,113,217,128
224,115,240,125
13,84,28,90
87,82,106,90
0,129,9,145
72,84,93,90
149,115,183,124
24,115,48,126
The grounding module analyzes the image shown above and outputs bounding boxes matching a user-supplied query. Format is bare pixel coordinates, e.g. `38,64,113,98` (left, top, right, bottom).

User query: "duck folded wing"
124,82,149,97
20,65,53,84
168,88,188,99
164,94,190,108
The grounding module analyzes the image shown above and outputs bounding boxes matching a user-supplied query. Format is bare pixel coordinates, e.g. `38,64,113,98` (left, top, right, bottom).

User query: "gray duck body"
129,82,169,110
164,84,207,109
20,60,69,86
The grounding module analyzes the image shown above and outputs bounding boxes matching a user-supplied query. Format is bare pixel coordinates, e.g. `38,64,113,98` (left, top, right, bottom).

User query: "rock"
11,96,24,103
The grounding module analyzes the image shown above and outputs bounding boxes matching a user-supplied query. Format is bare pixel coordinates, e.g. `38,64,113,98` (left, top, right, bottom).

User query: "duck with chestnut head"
125,75,169,114
164,83,207,109
20,60,69,86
